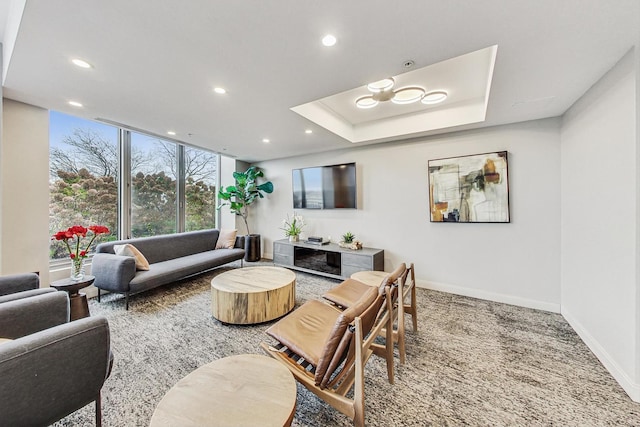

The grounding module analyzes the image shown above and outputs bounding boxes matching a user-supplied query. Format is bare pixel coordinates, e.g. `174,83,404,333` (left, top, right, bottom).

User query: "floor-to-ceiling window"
49,111,219,261
130,133,177,237
184,146,217,231
49,111,119,260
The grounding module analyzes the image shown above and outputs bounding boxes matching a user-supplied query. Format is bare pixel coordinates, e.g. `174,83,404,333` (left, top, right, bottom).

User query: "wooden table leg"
69,292,90,321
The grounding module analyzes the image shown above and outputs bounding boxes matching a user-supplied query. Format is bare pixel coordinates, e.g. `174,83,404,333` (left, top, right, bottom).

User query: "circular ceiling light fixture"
68,100,83,107
367,78,394,93
167,131,176,136
305,129,313,134
213,87,226,94
355,96,378,109
391,87,426,105
356,76,428,108
421,90,448,104
322,34,337,47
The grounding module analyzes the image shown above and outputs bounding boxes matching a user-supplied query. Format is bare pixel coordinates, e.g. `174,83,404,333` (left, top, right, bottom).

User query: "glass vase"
70,257,86,281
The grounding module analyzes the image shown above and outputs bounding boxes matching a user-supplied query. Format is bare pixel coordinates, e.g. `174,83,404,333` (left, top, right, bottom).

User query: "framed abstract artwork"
428,151,510,223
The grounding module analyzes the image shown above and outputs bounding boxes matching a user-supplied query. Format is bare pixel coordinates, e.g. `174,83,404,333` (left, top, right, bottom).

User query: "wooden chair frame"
322,263,409,381
395,263,417,364
375,263,417,365
261,286,392,427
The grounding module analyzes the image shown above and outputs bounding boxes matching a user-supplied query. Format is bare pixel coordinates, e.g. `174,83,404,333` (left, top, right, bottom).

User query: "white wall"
253,118,562,312
0,99,50,282
218,155,238,232
560,48,639,401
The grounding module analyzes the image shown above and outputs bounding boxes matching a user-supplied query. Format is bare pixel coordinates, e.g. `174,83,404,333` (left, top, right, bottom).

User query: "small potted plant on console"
339,231,363,250
281,212,305,242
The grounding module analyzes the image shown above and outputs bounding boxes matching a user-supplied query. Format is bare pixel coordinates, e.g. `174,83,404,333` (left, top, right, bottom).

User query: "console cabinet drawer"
274,242,294,256
273,253,293,266
341,253,371,269
273,242,294,266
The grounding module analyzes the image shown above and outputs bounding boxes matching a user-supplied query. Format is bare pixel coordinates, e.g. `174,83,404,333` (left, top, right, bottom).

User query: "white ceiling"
292,45,497,143
1,1,638,162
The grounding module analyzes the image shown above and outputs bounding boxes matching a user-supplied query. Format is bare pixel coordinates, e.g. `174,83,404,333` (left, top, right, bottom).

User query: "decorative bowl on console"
338,240,363,250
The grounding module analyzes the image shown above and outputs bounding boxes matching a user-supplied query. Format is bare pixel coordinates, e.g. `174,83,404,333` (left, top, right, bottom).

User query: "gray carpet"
53,261,639,426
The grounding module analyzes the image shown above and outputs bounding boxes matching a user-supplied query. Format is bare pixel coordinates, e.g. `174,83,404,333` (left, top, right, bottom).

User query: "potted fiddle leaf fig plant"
218,166,274,261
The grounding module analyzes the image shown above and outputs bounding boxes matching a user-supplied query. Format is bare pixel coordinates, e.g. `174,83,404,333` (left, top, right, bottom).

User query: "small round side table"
350,270,387,287
50,275,95,321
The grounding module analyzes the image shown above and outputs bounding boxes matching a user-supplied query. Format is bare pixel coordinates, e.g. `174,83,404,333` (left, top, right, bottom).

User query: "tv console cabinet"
273,239,384,280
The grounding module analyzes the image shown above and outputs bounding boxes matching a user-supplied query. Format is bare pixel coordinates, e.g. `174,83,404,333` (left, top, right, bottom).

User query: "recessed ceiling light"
391,87,425,105
305,129,313,134
68,101,83,107
322,34,337,47
213,87,226,94
167,131,176,136
262,138,270,143
71,58,92,68
421,90,448,104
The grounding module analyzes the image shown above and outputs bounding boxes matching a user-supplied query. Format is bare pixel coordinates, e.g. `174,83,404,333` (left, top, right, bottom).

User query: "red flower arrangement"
52,225,111,261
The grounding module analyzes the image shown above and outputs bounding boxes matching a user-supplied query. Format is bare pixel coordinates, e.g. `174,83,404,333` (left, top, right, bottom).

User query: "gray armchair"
0,272,55,304
0,287,112,426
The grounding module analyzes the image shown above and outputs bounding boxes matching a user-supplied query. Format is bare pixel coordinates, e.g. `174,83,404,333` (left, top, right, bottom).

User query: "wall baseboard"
417,279,561,313
262,254,561,313
562,307,640,403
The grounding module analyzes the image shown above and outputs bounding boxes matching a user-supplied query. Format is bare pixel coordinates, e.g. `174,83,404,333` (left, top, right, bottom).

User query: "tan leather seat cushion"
322,278,371,308
267,287,379,387
266,300,341,367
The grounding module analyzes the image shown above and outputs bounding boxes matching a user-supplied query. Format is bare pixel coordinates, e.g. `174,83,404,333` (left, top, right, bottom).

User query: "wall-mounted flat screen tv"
292,162,357,209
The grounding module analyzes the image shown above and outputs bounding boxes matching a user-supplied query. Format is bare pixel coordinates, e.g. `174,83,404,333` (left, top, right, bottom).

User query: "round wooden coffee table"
211,267,296,324
150,354,297,427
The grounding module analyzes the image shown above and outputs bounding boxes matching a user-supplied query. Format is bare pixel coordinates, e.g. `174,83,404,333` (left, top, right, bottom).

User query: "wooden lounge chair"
261,283,390,427
323,263,410,369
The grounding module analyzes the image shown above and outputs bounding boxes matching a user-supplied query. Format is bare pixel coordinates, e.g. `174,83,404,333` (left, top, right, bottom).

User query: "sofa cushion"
128,248,245,294
97,229,220,264
215,229,237,249
113,244,150,271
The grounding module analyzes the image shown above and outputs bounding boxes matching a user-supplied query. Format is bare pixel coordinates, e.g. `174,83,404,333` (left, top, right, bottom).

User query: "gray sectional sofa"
92,229,246,309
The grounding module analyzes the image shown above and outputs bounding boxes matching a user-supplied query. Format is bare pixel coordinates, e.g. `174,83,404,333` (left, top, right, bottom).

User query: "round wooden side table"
50,275,95,321
150,354,297,427
350,270,387,287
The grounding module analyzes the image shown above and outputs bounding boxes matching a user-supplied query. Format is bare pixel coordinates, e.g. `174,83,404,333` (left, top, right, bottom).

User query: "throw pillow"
215,229,238,249
113,244,150,270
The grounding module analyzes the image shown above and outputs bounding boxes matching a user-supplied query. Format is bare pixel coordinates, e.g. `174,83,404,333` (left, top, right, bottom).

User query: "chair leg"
125,292,129,311
95,392,102,427
97,288,101,302
353,318,365,427
408,266,418,332
385,312,395,383
407,284,418,332
397,300,407,364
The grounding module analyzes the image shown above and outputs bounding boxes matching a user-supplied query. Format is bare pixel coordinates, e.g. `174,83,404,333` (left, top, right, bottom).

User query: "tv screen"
292,163,357,209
